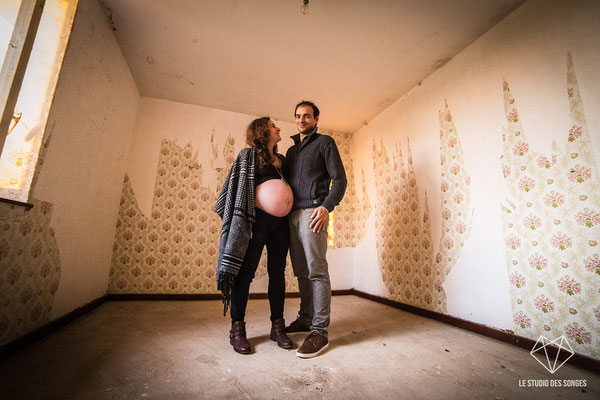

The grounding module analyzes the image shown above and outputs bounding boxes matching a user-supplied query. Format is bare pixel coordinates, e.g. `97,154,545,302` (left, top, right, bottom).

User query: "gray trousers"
288,208,331,336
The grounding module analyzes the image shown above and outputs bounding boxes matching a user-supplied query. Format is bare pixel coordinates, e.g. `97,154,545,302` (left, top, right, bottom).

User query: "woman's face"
267,120,281,147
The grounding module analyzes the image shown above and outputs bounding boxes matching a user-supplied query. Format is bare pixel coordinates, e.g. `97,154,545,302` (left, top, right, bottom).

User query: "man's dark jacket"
286,129,347,212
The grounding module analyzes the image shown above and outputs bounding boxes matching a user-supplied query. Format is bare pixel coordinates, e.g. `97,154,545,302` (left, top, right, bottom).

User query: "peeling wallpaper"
372,103,472,312
348,1,600,357
500,55,599,358
110,137,231,294
109,128,367,294
3,0,599,366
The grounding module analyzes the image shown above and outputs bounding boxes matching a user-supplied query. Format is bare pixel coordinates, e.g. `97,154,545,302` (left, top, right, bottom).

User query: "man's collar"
304,125,319,138
291,125,318,144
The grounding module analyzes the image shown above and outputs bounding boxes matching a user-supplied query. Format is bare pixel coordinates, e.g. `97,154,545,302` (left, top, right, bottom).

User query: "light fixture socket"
301,0,309,15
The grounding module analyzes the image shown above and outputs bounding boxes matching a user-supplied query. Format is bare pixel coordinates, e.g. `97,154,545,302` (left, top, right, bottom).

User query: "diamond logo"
530,335,574,374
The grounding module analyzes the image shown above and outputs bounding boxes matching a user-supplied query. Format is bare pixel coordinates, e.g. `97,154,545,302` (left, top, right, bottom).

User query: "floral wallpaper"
372,102,472,313
109,130,367,294
323,130,371,248
110,136,236,293
0,200,61,345
500,54,599,359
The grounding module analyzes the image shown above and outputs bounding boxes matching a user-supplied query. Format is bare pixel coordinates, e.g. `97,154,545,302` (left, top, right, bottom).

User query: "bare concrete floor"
0,295,598,400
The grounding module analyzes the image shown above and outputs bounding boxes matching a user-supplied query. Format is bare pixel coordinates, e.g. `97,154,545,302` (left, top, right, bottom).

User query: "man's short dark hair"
294,100,320,118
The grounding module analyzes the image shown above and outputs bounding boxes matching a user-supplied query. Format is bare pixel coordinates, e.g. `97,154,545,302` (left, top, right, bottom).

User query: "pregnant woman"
215,117,294,354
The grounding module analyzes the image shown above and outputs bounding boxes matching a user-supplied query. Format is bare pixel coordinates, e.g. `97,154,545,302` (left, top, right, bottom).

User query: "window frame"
0,0,51,208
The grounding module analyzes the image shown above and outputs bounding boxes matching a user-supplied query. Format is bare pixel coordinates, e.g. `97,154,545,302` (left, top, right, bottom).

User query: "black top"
256,154,288,185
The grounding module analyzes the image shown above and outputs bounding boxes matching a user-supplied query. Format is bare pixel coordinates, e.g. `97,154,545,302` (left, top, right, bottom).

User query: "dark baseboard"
332,289,354,296
251,290,353,299
350,289,600,375
105,289,353,301
0,295,107,359
106,293,223,301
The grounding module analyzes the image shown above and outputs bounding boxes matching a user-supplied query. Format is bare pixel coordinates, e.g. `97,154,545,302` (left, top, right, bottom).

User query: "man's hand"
309,206,329,233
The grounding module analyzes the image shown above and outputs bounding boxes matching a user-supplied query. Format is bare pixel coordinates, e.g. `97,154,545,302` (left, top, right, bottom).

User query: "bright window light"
0,0,77,204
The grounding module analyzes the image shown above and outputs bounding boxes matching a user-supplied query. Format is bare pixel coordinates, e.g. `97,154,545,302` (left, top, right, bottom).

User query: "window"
0,0,77,204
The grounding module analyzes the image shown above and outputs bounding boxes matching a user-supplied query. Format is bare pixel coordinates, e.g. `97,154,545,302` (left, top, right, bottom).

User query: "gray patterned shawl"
214,147,256,315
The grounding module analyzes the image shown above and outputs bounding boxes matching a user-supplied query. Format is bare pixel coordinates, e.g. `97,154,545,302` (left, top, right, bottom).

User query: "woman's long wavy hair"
246,117,277,167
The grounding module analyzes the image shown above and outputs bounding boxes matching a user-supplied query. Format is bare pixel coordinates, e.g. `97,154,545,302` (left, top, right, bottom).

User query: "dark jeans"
230,209,290,323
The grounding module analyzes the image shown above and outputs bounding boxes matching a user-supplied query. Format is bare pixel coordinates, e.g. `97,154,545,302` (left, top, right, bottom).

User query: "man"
285,100,347,358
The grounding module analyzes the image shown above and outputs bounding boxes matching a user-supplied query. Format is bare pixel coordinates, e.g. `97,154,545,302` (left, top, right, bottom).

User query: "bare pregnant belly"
255,179,293,217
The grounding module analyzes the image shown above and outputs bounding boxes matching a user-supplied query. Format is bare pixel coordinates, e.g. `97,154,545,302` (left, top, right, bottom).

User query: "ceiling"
100,0,525,133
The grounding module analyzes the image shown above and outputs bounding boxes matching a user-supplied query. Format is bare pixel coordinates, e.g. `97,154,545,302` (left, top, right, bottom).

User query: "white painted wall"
31,0,140,318
350,0,600,328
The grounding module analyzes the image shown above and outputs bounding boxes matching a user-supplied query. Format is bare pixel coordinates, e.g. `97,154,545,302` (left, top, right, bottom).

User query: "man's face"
295,105,319,135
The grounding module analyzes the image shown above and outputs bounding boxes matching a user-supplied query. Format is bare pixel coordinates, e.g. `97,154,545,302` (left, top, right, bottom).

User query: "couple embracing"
215,101,347,359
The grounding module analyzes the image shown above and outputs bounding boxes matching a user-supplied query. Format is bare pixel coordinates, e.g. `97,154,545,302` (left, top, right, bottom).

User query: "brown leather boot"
270,318,293,349
230,321,251,354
